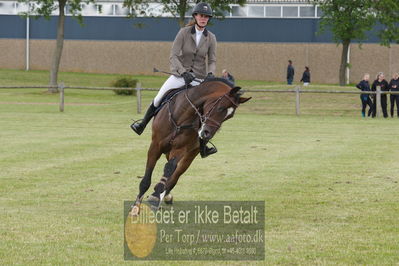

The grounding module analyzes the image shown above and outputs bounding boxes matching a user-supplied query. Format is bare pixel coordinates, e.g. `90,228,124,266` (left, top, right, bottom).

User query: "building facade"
0,0,397,83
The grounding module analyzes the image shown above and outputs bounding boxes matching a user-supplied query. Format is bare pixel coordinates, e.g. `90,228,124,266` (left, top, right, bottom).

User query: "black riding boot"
130,103,156,135
199,138,217,158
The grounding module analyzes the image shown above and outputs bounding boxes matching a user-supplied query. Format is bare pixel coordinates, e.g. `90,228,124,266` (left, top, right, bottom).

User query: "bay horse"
131,78,251,215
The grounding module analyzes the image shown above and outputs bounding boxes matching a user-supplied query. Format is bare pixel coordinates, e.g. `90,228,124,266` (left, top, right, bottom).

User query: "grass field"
0,69,398,265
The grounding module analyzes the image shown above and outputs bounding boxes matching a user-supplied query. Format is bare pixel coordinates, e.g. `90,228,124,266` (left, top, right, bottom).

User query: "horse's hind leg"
131,142,161,216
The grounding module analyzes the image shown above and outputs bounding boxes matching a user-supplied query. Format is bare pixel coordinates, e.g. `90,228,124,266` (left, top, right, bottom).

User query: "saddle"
154,84,193,115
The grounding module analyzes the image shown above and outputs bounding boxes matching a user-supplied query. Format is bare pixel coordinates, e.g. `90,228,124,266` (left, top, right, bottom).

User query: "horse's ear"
229,86,241,95
239,96,251,104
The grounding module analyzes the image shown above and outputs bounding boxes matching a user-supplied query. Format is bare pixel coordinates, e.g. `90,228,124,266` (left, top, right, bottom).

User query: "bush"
112,77,138,96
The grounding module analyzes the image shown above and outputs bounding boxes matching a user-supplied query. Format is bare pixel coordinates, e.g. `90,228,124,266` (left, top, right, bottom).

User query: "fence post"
136,82,142,114
376,85,381,118
59,82,65,112
295,86,301,116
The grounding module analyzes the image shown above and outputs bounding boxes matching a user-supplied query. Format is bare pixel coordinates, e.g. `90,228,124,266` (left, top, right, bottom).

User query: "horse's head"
198,86,251,141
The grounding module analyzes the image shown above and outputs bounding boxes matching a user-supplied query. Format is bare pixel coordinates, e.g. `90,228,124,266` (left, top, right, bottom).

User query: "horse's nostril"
199,126,212,140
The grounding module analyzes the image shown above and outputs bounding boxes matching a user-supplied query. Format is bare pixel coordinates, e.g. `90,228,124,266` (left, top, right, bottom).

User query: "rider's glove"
181,72,196,85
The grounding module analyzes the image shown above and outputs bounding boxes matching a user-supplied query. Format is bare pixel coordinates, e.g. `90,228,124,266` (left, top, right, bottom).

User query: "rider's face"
194,14,210,28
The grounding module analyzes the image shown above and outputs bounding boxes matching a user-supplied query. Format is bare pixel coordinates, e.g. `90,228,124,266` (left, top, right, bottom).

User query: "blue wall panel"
0,15,26,38
0,15,382,43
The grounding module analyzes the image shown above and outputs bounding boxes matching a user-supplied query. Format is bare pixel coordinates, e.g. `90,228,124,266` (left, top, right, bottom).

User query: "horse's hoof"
147,194,161,210
164,194,173,205
130,205,140,216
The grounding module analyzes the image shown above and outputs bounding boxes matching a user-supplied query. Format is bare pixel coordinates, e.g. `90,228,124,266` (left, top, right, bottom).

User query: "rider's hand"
181,72,195,85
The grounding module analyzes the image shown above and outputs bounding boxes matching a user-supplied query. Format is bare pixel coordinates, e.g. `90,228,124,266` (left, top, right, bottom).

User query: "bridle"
166,86,238,143
184,88,238,134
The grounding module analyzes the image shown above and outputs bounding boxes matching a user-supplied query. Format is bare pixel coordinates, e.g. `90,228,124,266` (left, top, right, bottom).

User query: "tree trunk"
339,40,350,86
49,0,67,92
178,16,185,28
178,0,187,28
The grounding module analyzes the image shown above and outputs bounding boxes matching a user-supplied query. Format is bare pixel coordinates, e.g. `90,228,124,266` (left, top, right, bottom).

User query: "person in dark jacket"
371,72,389,118
356,73,372,117
300,66,310,86
287,60,295,85
388,73,399,118
221,69,235,86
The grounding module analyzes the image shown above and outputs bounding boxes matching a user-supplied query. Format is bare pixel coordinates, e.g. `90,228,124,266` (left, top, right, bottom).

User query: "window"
99,4,113,15
299,6,315,17
81,3,97,16
231,6,246,17
248,6,264,17
115,5,129,16
265,6,281,17
282,6,298,17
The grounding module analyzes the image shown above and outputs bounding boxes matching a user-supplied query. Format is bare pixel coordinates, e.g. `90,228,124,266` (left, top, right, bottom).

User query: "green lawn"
0,69,398,265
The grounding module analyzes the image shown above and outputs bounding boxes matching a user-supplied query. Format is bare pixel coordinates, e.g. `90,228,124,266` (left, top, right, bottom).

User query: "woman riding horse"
130,2,217,158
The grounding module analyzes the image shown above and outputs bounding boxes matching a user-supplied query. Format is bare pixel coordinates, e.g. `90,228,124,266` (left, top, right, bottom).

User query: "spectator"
356,73,372,117
388,72,399,118
371,72,389,118
287,60,295,85
221,69,235,86
300,66,311,86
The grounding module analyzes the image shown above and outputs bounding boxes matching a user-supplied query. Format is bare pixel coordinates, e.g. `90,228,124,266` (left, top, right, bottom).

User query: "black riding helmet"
192,2,213,17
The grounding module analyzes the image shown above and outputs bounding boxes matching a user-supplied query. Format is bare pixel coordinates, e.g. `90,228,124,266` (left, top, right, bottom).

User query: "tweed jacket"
170,25,217,79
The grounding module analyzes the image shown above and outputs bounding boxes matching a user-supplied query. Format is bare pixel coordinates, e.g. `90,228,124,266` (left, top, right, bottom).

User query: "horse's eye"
217,107,226,112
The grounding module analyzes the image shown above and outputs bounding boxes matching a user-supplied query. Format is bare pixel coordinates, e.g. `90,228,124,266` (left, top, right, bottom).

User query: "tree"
312,0,375,86
21,0,93,92
123,0,245,28
373,0,399,47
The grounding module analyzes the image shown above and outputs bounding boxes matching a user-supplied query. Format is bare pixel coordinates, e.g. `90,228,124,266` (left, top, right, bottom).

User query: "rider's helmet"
192,2,213,18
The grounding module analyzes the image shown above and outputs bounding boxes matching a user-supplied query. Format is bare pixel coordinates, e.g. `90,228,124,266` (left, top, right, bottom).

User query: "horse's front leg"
131,142,161,216
164,150,198,202
147,157,177,210
148,149,198,210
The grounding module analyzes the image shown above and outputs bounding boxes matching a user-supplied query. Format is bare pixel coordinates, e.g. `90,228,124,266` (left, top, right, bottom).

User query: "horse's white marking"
225,107,234,119
160,191,166,202
198,123,206,139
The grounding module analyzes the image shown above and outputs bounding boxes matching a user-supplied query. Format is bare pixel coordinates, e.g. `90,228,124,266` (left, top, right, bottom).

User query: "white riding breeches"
153,75,201,107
